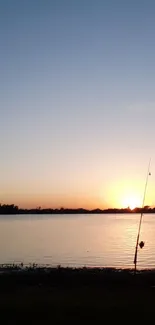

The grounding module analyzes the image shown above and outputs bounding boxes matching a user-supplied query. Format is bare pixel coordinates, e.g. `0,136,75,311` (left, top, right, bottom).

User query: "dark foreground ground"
1,266,155,324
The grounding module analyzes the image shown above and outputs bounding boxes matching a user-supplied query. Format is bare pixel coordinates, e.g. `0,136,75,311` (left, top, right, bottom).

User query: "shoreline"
1,211,155,215
1,263,155,274
1,205,155,215
1,263,155,270
1,264,155,278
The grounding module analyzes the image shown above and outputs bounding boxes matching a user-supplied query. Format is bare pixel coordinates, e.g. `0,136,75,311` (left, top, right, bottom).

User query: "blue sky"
1,0,155,208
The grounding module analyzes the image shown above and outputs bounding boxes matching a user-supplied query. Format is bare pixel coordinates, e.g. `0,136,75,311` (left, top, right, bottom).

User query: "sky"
1,0,155,209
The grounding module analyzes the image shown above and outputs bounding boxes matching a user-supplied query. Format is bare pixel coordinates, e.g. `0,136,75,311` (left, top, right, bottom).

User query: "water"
0,213,155,269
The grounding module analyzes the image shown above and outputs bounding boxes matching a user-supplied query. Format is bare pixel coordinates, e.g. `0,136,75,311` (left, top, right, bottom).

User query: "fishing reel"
139,241,145,249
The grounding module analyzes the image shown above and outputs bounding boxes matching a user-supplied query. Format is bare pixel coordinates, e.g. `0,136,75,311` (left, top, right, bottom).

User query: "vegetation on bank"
0,203,154,214
1,266,155,323
1,264,155,289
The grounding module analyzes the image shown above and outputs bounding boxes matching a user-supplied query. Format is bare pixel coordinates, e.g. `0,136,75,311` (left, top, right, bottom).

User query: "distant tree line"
0,204,155,215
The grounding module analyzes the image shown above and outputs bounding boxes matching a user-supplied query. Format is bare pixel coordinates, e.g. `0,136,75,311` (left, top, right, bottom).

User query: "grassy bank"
1,266,155,324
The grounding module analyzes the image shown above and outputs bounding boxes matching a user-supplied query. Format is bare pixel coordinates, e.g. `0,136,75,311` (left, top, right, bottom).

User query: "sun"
122,194,142,210
122,195,142,210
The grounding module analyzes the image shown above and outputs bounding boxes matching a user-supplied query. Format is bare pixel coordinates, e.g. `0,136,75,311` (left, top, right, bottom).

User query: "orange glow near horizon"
105,178,154,210
1,174,154,210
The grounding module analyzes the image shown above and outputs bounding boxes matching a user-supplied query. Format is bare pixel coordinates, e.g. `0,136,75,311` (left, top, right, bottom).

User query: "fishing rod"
134,159,151,272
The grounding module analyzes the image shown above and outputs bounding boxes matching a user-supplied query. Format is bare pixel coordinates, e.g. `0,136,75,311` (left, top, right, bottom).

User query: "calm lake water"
0,213,155,269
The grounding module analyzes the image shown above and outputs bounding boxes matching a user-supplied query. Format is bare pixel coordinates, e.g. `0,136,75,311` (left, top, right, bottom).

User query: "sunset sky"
1,0,155,209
